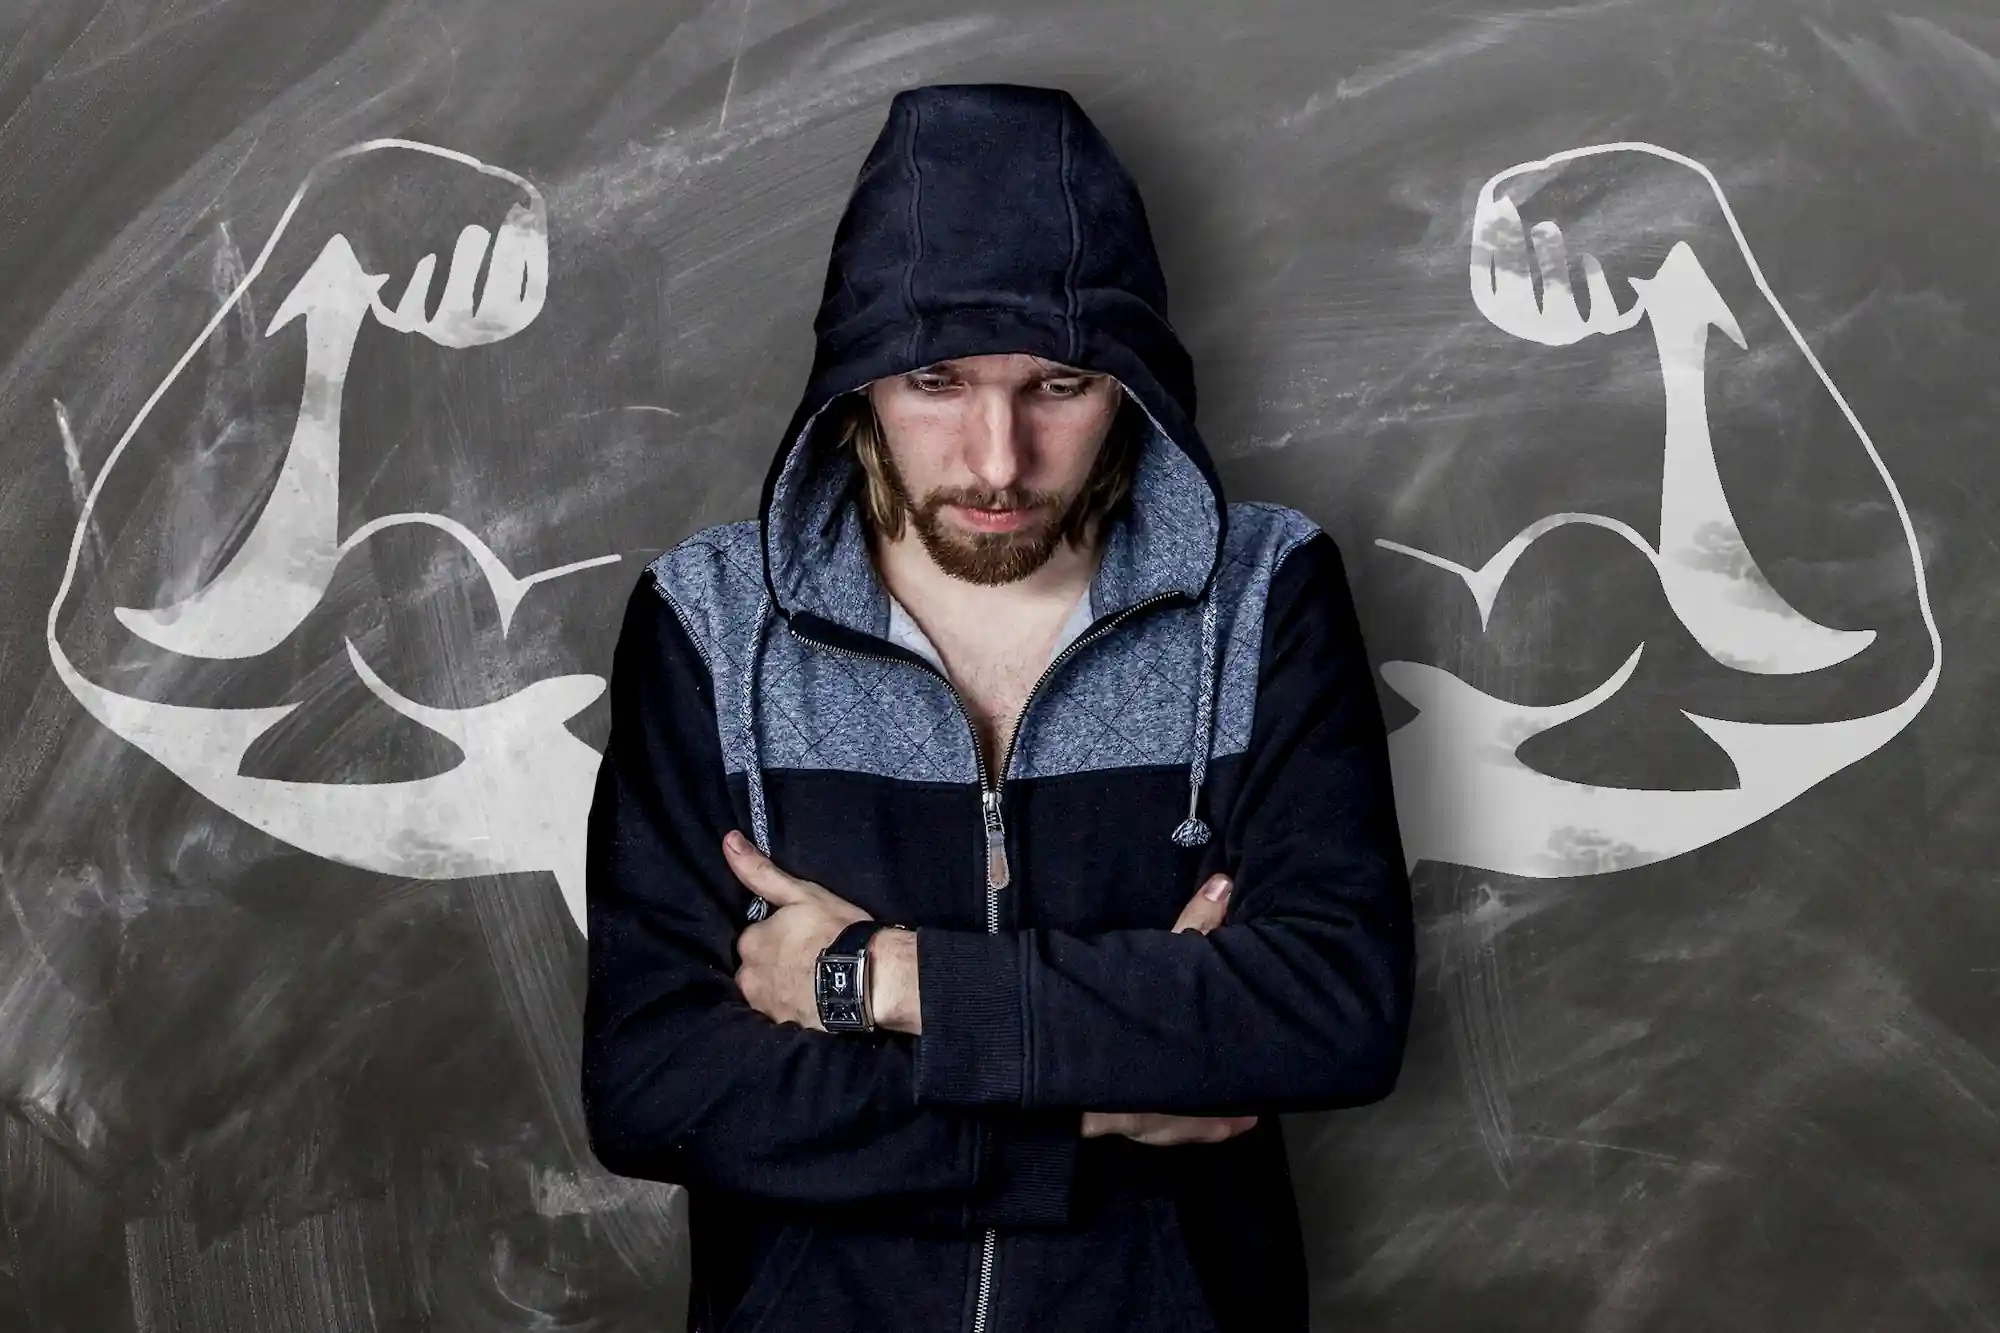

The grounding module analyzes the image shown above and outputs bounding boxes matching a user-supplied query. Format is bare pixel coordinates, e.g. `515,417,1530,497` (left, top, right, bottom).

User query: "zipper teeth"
796,588,1185,1333
970,1228,997,1333
651,575,716,676
796,638,995,789
993,590,1181,786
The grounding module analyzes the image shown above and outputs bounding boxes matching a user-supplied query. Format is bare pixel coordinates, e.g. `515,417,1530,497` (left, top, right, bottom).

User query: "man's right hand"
1079,873,1259,1147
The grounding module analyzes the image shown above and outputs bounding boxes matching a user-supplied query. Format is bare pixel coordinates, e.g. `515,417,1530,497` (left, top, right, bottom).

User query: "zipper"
980,787,1009,926
977,587,1185,905
793,586,1185,1333
970,1227,998,1333
795,586,1185,940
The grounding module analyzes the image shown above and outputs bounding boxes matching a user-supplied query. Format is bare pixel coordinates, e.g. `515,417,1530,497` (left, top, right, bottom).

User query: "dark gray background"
4,0,1997,1328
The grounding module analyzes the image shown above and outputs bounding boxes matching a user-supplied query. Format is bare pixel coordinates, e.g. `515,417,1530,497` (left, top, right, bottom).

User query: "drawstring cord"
740,589,775,922
1170,594,1219,848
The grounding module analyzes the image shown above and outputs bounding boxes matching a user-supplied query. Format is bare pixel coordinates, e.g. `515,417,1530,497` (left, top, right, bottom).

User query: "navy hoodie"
581,83,1416,1333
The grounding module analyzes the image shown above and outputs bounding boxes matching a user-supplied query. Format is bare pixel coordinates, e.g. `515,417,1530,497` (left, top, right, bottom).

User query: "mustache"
918,486,1061,516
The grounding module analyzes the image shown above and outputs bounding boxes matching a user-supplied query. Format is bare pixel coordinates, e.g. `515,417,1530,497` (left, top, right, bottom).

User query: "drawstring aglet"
1171,784,1211,847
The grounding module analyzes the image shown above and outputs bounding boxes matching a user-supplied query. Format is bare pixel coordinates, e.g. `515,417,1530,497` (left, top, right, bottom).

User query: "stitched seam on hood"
1059,99,1082,364
900,97,925,366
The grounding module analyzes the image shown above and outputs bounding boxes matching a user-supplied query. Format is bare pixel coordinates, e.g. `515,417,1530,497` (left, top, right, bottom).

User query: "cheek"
883,440,953,494
1046,410,1117,485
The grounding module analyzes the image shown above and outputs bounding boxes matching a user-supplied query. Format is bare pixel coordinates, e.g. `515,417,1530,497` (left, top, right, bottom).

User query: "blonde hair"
838,387,1145,547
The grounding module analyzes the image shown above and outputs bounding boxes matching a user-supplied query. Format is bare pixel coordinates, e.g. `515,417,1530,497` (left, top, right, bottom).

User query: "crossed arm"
579,533,1415,1230
718,828,1254,1148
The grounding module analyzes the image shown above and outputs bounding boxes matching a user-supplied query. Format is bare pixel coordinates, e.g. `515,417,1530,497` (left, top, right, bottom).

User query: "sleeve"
580,570,1081,1229
909,530,1416,1117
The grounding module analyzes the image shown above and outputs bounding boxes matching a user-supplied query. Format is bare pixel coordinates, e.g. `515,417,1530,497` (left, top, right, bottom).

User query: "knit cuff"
969,1109,1081,1228
912,927,1025,1107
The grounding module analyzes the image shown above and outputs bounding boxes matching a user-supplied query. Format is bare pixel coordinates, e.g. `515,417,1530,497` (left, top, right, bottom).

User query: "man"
581,82,1415,1333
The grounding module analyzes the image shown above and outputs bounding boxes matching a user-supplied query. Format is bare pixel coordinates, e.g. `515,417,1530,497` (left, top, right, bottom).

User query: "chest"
887,590,1074,763
942,642,1051,772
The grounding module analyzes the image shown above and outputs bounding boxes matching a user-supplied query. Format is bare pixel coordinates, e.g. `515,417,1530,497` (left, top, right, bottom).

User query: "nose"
961,389,1029,495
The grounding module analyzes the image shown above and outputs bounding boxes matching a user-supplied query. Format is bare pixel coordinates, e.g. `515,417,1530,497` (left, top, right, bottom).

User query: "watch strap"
830,918,894,959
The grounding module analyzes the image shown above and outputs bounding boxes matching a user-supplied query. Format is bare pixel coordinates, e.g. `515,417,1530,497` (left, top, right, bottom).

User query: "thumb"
1173,874,1232,934
723,831,805,905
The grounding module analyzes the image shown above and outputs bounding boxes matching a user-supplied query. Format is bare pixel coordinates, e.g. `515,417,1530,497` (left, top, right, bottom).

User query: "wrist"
866,927,921,1034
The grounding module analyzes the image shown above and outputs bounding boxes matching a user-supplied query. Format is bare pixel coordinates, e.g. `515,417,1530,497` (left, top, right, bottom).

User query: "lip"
950,505,1034,532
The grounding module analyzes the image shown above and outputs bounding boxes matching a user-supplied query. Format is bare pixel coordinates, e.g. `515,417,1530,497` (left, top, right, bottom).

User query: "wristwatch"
816,919,905,1033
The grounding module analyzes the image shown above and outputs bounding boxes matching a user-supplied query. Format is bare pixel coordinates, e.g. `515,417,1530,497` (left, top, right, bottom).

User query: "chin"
922,531,1059,585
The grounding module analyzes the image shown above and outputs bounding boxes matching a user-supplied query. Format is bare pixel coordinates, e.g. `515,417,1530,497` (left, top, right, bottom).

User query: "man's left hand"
724,829,915,1033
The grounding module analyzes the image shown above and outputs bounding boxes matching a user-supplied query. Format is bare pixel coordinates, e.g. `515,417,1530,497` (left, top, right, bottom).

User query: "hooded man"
581,83,1416,1333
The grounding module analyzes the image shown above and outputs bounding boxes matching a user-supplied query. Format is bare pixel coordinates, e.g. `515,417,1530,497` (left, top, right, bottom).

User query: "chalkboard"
3,1,1993,1328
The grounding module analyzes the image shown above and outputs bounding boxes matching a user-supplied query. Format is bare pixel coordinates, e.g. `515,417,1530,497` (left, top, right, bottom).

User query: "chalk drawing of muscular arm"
1377,143,1943,878
45,140,617,934
53,138,1940,913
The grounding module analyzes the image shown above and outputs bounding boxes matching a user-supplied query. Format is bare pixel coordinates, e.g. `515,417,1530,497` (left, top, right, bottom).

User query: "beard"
876,447,1090,586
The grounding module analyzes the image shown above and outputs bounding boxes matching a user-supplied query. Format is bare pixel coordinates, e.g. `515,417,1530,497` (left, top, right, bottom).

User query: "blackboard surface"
2,1,1995,1328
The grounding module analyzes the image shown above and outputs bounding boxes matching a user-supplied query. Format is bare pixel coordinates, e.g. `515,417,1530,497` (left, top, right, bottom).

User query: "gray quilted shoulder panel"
1010,501,1319,780
646,503,1321,784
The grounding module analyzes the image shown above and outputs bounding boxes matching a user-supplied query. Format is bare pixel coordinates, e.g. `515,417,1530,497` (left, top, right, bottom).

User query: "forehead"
901,353,1098,381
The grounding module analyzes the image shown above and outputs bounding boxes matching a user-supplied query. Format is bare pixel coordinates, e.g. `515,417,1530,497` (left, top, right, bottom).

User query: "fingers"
1156,1114,1255,1145
1079,1111,1122,1140
1123,1112,1259,1146
1469,171,1644,344
1530,218,1573,313
1172,874,1232,935
723,830,805,905
369,199,549,349
481,200,550,330
435,224,493,326
388,252,439,328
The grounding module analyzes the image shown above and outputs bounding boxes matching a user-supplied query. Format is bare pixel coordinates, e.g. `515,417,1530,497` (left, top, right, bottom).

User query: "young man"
581,83,1415,1333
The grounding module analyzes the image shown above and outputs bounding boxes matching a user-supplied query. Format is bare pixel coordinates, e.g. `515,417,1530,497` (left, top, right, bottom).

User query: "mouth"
948,504,1037,532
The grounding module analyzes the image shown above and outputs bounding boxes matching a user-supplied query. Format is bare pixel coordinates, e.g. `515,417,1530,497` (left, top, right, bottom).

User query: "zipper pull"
982,787,1011,891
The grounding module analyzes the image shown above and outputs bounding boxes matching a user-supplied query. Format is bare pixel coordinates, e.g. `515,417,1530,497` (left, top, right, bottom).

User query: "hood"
734,84,1228,887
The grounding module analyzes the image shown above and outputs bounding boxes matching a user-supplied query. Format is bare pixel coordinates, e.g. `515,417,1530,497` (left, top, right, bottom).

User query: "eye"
1039,377,1092,398
907,372,955,394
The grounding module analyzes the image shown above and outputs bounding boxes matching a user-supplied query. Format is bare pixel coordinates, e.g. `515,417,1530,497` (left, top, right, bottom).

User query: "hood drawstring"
740,589,776,922
1170,593,1220,848
740,584,1218,923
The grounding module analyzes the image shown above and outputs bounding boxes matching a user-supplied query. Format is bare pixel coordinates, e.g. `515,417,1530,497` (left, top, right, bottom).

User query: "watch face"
818,956,866,1028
